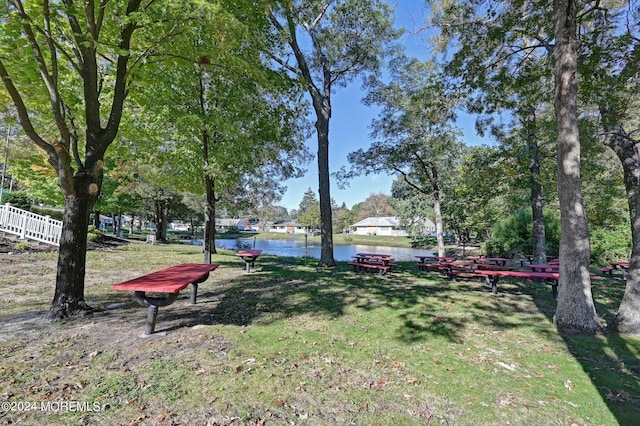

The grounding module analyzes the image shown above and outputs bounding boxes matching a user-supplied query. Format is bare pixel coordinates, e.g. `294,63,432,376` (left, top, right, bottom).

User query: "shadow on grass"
84,255,640,423
105,257,570,344
523,274,640,425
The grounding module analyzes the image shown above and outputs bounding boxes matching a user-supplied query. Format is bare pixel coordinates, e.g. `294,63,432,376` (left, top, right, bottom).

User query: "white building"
350,216,436,237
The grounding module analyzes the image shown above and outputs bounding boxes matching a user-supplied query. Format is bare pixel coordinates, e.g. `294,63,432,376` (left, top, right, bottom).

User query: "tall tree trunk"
553,0,601,333
49,181,93,318
602,133,640,335
315,97,335,267
433,191,445,257
199,71,217,264
161,204,169,241
525,106,547,264
154,199,169,242
203,175,217,264
93,210,100,228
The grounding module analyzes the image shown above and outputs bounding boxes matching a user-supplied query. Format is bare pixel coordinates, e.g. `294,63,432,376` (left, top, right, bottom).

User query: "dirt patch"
0,234,130,253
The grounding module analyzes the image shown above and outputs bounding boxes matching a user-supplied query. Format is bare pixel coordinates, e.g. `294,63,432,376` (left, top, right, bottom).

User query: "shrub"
486,209,560,258
3,192,32,211
590,225,631,266
87,225,102,242
32,206,64,221
410,236,437,248
14,242,31,251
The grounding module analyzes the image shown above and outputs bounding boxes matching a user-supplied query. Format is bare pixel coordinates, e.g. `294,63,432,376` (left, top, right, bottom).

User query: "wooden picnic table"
611,261,630,280
236,249,262,273
527,263,560,272
112,263,219,334
483,257,511,266
473,269,560,298
349,253,396,275
416,255,456,271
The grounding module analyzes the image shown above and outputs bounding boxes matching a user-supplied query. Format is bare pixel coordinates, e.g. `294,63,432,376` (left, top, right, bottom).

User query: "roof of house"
272,219,301,227
351,216,436,228
351,216,400,227
216,218,244,226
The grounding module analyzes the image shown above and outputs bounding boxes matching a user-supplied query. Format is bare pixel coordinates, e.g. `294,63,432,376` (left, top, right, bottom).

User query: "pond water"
185,237,434,262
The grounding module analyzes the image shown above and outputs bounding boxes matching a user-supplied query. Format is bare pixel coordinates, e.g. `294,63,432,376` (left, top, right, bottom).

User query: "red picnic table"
112,263,219,334
474,270,560,298
527,264,560,272
483,257,511,266
415,255,456,271
237,249,262,273
611,261,630,280
349,253,395,275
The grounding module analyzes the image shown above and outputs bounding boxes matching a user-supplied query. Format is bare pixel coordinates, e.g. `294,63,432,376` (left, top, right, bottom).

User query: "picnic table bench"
236,249,262,273
349,253,395,275
112,263,219,335
416,255,456,271
473,270,560,298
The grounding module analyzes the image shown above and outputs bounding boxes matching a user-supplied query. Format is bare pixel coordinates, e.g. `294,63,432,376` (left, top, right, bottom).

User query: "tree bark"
553,0,601,333
525,106,547,264
433,190,445,258
49,176,94,319
154,198,170,242
602,133,640,335
203,175,217,264
315,102,336,267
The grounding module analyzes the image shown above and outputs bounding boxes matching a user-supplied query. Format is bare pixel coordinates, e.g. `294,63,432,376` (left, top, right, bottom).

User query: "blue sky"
278,1,490,211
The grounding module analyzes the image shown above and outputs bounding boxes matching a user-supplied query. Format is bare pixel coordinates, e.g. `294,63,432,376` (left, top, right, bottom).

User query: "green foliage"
7,155,64,207
486,209,560,258
590,225,631,266
14,242,30,251
31,206,63,221
3,192,32,210
410,236,437,248
87,225,101,242
297,203,321,229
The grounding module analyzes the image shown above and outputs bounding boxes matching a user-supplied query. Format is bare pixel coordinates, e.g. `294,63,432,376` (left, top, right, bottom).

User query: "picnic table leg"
133,291,179,335
190,283,198,304
189,272,212,304
485,276,498,295
145,305,159,335
241,257,256,273
550,280,558,299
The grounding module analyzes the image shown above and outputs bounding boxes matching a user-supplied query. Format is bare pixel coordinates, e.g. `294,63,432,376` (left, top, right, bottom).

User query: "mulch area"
0,234,130,253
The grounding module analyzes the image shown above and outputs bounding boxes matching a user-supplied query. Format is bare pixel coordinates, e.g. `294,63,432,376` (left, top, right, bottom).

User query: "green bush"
590,225,631,266
410,236,437,248
486,209,560,258
87,225,102,242
32,206,64,221
14,242,31,251
3,192,32,211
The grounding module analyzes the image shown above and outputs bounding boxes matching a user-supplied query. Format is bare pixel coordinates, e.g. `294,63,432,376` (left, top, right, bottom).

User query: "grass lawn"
0,242,638,425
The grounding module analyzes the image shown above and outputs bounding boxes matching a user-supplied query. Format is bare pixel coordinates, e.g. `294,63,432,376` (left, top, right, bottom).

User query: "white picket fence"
0,203,62,246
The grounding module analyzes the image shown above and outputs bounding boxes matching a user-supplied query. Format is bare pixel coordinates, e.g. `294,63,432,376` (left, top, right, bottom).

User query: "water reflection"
186,237,434,262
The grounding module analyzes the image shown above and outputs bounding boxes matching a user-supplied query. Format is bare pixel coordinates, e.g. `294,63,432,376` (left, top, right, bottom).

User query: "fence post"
19,210,27,240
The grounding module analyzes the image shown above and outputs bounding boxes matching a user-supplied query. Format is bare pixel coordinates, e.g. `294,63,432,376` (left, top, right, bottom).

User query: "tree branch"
0,59,58,161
